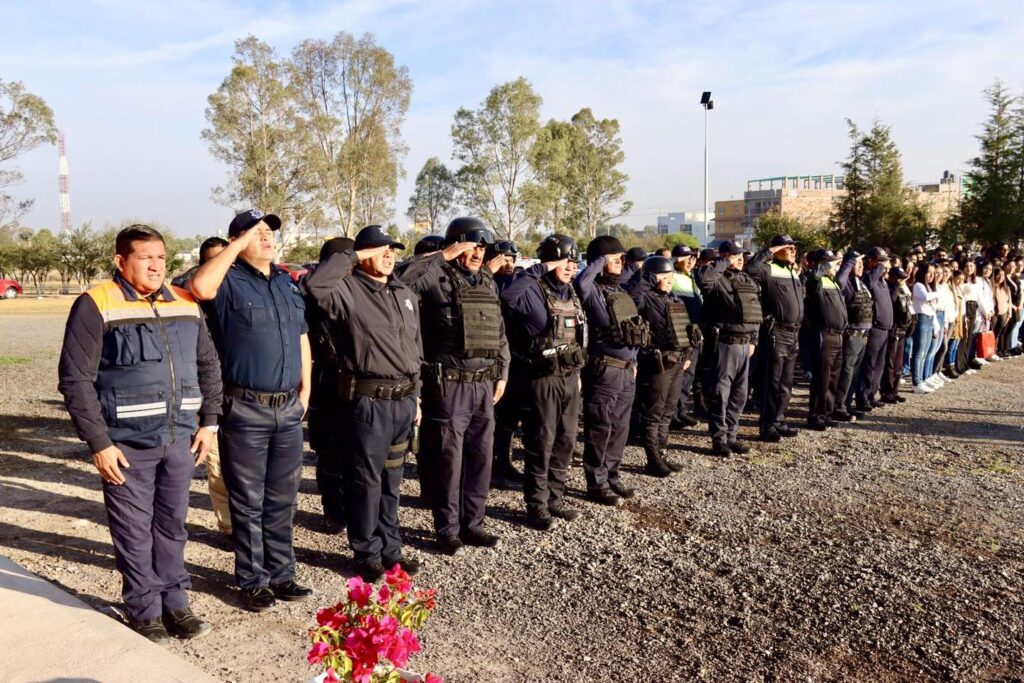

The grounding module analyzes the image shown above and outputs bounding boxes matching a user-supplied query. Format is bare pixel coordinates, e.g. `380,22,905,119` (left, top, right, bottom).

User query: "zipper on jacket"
150,301,177,438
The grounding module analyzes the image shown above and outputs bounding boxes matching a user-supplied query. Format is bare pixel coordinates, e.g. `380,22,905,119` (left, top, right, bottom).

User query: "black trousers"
881,330,907,398
420,380,494,536
708,342,750,444
582,363,635,491
856,327,890,405
492,360,526,464
103,441,193,622
674,343,701,420
639,358,686,449
836,331,868,412
522,371,581,513
309,389,346,522
809,330,843,423
759,326,799,434
343,394,415,564
219,392,305,590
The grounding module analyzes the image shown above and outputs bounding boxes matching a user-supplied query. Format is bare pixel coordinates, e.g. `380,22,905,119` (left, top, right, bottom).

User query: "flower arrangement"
307,564,442,683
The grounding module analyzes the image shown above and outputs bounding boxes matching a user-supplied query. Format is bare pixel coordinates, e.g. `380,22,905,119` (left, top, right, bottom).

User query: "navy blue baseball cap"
354,224,405,251
229,209,281,237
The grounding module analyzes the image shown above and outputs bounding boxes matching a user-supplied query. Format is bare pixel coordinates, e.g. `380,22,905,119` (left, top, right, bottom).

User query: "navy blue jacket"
574,256,637,362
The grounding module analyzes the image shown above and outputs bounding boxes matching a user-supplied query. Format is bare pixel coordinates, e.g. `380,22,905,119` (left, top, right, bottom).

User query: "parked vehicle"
0,278,23,299
276,263,309,282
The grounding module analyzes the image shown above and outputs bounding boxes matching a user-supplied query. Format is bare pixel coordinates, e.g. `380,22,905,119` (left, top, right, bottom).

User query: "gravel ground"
1,299,1022,682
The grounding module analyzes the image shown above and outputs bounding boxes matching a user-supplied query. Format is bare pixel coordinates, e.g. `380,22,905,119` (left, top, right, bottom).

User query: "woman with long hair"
910,262,940,393
992,266,1012,357
978,261,997,364
946,270,967,377
927,265,952,388
962,260,982,370
1004,260,1023,355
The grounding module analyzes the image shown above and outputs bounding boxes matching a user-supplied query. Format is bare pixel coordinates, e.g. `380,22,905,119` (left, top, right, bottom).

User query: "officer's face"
853,259,864,277
680,255,696,272
655,272,673,292
115,239,166,295
239,222,278,263
777,245,796,264
552,259,577,284
361,246,398,277
496,255,515,276
727,253,744,270
603,252,624,276
457,244,486,272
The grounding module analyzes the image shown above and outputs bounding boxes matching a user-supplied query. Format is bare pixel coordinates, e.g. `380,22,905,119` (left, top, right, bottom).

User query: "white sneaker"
989,355,1002,362
977,358,988,365
965,369,977,375
926,377,942,389
914,383,934,394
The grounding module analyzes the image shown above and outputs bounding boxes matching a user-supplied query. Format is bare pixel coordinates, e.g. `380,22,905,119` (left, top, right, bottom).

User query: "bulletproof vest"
428,264,502,359
848,281,874,326
527,278,587,376
731,273,763,325
600,288,651,348
892,285,913,329
656,300,692,351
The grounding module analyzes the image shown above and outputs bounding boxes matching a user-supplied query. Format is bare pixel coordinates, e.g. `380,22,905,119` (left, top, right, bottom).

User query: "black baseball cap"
719,240,743,256
625,247,648,262
888,266,908,280
770,234,795,247
671,245,695,258
319,237,355,262
354,225,405,251
810,248,842,262
228,209,281,237
867,246,890,261
698,248,717,261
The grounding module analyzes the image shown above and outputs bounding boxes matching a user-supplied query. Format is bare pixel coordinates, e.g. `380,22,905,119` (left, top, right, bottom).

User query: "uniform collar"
114,271,174,302
233,257,284,281
353,268,398,291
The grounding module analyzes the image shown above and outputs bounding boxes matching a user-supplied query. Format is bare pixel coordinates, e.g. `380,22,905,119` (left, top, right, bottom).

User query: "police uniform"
856,251,893,409
575,242,647,503
881,271,914,403
834,255,870,420
804,251,849,430
627,257,693,474
744,240,804,440
491,267,528,484
414,221,509,551
59,271,222,634
695,247,762,455
303,228,422,579
671,258,703,427
502,239,587,530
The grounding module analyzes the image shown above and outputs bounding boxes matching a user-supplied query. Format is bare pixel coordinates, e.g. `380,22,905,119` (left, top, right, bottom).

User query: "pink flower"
424,674,444,683
324,668,340,683
347,575,373,607
383,627,421,668
377,583,392,604
307,641,331,665
384,564,412,593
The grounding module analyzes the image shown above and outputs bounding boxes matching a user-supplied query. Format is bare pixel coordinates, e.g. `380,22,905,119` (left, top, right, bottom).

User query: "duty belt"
588,355,635,370
442,364,501,384
846,329,869,338
775,322,801,332
719,334,751,345
339,375,416,401
224,384,295,408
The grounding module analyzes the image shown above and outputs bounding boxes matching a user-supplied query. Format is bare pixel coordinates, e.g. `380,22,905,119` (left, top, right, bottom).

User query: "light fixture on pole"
700,91,713,246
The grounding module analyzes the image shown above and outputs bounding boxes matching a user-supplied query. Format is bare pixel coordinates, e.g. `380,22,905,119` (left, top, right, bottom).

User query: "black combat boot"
644,445,673,478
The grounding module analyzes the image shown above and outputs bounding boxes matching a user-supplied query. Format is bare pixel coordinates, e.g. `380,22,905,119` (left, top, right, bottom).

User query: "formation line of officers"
58,210,913,644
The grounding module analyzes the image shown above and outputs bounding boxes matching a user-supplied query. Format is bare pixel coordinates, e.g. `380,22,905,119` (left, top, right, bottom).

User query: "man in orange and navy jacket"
58,224,222,645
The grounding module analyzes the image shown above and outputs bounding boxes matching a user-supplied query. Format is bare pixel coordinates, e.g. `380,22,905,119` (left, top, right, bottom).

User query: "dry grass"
0,296,76,315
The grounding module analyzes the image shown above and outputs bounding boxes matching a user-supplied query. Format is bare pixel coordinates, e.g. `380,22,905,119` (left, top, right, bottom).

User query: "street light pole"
700,91,713,246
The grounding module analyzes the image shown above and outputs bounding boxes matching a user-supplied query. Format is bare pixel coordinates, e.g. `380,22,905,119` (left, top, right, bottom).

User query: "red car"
277,263,309,282
0,278,22,299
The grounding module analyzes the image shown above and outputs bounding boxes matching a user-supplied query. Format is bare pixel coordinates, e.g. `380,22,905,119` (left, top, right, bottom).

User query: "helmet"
485,239,519,261
319,237,355,262
585,235,625,263
537,234,580,263
414,235,445,256
625,246,648,263
443,217,495,246
642,255,674,275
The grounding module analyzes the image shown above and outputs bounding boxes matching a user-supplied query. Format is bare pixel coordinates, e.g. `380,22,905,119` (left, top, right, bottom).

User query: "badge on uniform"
404,298,413,311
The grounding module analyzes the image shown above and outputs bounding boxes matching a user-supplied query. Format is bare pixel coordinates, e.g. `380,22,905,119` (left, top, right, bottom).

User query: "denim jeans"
947,338,960,367
911,314,934,386
925,311,945,378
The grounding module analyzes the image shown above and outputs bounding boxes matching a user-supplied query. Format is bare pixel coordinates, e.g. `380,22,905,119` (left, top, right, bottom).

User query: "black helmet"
444,217,495,246
625,246,648,263
485,239,519,261
537,234,580,263
319,236,355,262
414,234,445,256
642,255,674,275
585,235,625,263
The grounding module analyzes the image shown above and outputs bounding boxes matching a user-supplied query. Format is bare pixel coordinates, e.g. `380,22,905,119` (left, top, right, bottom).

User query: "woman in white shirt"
910,262,940,393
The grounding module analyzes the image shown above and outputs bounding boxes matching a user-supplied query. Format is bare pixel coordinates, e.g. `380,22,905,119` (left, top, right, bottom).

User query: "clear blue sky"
3,0,1023,237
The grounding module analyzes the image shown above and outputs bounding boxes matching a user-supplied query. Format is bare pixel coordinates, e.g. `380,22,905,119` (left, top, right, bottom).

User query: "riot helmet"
444,217,495,246
537,234,580,263
414,234,445,256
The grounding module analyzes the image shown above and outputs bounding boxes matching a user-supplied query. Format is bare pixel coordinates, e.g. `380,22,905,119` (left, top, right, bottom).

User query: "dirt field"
1,301,1022,682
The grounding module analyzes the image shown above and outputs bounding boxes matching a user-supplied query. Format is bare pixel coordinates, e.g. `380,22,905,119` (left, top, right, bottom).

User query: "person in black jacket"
804,249,850,430
744,234,803,441
695,241,762,457
855,247,892,410
834,252,869,421
880,266,913,403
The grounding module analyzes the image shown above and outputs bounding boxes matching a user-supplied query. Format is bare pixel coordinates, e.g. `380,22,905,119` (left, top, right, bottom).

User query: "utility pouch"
706,326,720,356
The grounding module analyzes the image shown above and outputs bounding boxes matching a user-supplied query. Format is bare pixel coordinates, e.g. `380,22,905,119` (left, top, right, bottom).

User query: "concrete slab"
0,554,221,683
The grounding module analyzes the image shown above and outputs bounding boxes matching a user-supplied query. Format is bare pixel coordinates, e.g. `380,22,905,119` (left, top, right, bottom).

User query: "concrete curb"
0,554,221,683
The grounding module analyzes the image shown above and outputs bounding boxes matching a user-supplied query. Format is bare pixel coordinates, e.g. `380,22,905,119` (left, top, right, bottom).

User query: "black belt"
442,365,500,383
589,355,635,370
775,322,801,332
339,375,416,401
224,384,295,408
846,329,869,338
719,335,751,345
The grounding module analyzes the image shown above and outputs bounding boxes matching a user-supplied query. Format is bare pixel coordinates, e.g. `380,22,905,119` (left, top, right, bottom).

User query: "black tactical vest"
892,285,914,330
659,301,692,351
529,278,588,373
731,274,763,325
848,281,874,326
600,288,651,348
427,264,503,360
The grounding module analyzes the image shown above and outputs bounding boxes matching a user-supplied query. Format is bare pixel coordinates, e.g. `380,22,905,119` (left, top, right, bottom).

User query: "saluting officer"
191,210,313,612
619,246,648,285
833,252,868,421
305,237,354,531
804,249,849,431
855,247,892,410
59,225,221,643
695,241,762,457
304,225,426,581
627,255,694,475
413,234,445,257
744,234,803,442
671,245,703,429
501,235,587,530
575,236,648,505
415,217,509,555
880,266,913,403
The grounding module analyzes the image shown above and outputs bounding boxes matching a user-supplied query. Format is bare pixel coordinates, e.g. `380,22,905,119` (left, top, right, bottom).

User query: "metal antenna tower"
58,130,71,235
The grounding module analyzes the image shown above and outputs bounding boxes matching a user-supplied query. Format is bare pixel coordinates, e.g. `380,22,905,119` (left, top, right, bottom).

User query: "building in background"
656,210,715,246
712,199,744,244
